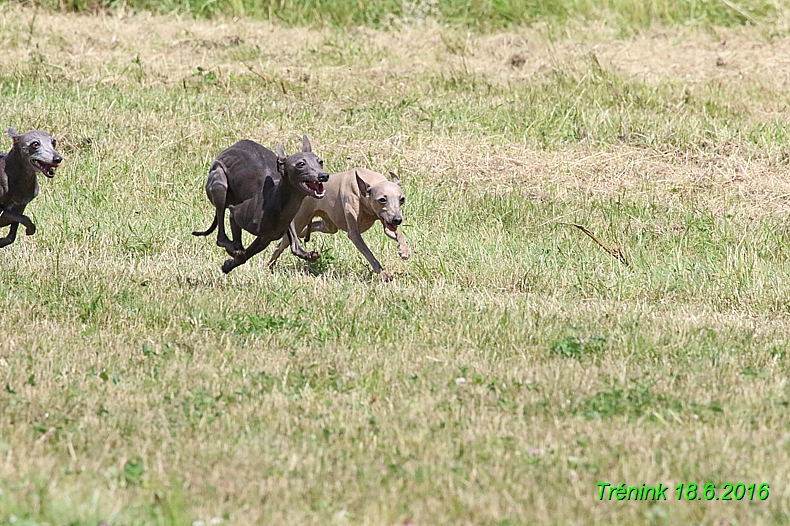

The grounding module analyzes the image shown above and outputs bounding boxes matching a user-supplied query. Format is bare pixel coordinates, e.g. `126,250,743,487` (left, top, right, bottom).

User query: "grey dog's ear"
276,143,286,176
262,175,275,208
388,171,401,186
355,170,370,197
7,127,19,144
302,134,312,153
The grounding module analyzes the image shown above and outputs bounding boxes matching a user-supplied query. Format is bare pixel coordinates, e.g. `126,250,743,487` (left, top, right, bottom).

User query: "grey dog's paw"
25,223,36,236
221,259,236,274
0,237,12,248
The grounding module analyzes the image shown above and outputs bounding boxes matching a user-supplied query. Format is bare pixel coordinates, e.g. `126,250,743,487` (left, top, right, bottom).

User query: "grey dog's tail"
192,215,217,237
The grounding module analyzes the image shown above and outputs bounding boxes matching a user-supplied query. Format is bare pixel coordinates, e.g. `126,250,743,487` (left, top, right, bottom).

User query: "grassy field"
11,0,785,31
3,3,790,525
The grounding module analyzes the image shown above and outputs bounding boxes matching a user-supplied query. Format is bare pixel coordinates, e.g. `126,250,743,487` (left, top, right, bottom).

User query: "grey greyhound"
268,168,410,281
0,128,62,248
192,135,329,274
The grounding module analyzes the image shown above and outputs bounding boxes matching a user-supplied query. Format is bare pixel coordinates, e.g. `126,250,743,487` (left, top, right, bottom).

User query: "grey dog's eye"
319,159,324,166
52,139,57,148
297,161,305,168
30,141,40,149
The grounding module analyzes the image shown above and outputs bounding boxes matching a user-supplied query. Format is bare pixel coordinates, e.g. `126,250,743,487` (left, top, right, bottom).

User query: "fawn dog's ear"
355,170,371,198
388,172,401,186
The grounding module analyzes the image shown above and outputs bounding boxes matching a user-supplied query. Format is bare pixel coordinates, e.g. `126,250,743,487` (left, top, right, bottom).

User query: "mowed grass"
4,5,790,525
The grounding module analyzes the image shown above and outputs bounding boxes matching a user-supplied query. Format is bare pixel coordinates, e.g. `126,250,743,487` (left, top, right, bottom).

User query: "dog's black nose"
53,155,63,165
392,216,402,225
318,172,329,182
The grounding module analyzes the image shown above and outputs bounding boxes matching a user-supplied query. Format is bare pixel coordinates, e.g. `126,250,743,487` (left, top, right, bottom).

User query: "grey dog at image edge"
268,168,410,282
192,135,329,274
0,128,63,248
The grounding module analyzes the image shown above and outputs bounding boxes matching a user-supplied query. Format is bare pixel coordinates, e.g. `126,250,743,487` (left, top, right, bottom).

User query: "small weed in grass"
123,457,145,486
233,314,293,335
550,336,606,359
579,383,676,420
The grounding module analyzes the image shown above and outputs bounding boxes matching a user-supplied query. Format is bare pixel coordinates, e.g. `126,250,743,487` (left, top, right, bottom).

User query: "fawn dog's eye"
378,197,387,204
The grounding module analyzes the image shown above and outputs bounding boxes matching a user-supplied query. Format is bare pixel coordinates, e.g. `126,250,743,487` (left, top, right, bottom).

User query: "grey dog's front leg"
268,220,333,269
0,222,20,248
287,222,319,262
0,209,35,248
0,209,35,234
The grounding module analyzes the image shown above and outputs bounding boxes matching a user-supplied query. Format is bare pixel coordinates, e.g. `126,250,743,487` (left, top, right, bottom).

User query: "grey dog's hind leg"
222,235,273,274
204,164,243,257
228,216,244,257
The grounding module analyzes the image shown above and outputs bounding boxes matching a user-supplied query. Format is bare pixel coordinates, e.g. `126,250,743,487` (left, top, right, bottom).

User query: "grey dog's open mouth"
300,181,325,198
30,159,59,178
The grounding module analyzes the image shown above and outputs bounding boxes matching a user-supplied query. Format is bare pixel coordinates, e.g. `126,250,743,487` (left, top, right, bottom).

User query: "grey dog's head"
276,135,329,199
356,171,406,235
8,127,63,178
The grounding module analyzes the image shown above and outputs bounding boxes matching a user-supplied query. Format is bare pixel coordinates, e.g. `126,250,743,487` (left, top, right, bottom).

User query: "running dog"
193,135,329,273
268,168,409,281
0,128,62,248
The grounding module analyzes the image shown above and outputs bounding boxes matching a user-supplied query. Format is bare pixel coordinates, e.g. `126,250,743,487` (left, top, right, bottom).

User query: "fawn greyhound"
268,168,410,281
193,135,329,273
